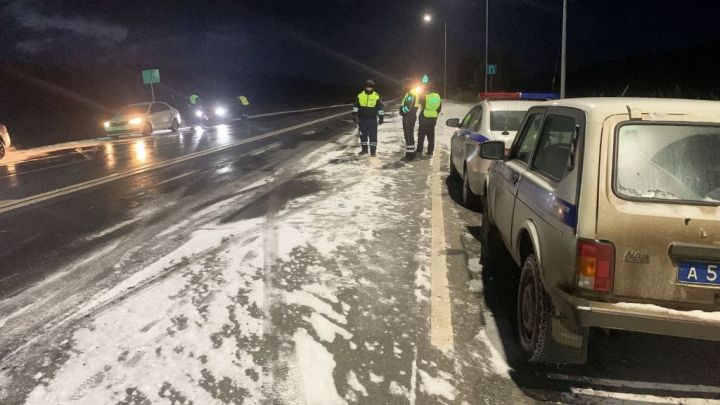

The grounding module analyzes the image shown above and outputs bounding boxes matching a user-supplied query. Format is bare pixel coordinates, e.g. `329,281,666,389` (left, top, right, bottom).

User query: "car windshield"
117,104,149,116
490,111,526,132
616,124,720,203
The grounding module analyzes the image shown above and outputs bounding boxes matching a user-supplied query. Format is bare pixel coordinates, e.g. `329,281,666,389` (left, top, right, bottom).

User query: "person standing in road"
352,79,384,156
237,95,250,118
399,81,420,160
416,81,442,157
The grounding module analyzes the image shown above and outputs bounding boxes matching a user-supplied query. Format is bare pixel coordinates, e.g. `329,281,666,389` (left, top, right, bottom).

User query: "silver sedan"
104,102,181,138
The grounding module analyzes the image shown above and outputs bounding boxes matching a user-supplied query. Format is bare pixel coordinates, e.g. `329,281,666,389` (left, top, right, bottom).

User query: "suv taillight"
577,239,615,292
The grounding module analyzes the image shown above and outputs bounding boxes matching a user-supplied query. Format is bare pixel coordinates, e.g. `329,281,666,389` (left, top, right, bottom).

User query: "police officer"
352,79,384,156
237,95,250,118
399,82,420,160
416,81,442,157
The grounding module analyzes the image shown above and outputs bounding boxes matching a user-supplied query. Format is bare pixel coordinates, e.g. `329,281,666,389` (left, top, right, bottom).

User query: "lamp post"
422,13,447,97
484,0,489,93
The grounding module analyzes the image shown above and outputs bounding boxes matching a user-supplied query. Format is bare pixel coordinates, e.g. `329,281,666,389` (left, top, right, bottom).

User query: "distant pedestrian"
352,79,384,156
416,81,442,157
237,95,250,118
399,81,420,160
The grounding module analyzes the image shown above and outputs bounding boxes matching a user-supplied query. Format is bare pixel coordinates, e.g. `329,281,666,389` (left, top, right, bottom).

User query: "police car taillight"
577,239,615,292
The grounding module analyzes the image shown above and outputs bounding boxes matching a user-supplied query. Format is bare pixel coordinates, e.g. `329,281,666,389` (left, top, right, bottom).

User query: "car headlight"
103,121,110,128
214,107,227,117
195,109,204,117
129,117,143,125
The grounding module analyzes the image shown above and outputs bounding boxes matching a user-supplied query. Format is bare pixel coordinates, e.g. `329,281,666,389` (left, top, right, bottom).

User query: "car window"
513,113,544,164
531,114,576,180
461,107,480,128
615,124,720,203
161,103,173,111
468,107,484,132
491,111,527,132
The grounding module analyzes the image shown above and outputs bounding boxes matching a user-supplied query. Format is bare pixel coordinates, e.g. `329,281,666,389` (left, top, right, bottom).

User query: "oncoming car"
0,123,11,160
446,93,557,208
480,98,720,364
104,102,181,137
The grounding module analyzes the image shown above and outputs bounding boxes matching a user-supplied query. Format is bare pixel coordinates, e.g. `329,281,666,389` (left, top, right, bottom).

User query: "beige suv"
480,98,720,364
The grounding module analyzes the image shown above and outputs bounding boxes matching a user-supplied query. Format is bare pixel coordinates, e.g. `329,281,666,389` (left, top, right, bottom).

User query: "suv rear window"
615,124,720,204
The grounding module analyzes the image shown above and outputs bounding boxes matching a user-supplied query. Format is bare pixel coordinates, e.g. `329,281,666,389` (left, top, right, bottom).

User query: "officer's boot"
358,146,368,155
370,147,377,157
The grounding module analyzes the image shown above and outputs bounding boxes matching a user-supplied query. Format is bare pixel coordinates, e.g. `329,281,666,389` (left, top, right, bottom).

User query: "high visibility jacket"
189,94,199,105
421,92,442,118
400,91,418,116
352,91,384,119
238,95,250,106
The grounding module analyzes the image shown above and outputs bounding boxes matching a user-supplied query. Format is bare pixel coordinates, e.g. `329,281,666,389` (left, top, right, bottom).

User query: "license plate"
677,260,720,286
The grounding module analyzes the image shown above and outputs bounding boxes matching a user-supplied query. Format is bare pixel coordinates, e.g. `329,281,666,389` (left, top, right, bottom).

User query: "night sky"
2,0,720,88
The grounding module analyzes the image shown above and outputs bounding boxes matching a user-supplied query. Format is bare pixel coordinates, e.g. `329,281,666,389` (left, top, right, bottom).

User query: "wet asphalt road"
1,102,720,404
0,107,350,299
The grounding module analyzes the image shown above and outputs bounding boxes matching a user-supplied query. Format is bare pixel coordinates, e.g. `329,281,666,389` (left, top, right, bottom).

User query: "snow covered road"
2,103,720,404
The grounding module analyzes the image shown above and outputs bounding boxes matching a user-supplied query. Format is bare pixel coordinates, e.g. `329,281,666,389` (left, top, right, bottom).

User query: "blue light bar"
519,92,559,100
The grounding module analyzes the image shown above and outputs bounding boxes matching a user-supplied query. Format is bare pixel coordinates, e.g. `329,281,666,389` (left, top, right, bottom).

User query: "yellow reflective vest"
422,92,442,118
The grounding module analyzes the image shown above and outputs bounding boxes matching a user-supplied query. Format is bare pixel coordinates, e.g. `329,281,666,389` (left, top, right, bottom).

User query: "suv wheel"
517,254,553,362
0,141,5,160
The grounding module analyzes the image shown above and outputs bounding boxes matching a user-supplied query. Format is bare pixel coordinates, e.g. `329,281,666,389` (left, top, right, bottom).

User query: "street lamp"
560,0,567,98
422,13,447,97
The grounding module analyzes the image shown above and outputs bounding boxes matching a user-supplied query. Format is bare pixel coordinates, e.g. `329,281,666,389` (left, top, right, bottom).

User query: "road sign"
486,64,497,75
142,69,160,84
422,74,429,84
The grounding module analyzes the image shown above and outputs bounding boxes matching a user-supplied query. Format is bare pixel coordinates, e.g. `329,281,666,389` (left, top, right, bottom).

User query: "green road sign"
486,64,497,75
142,69,160,84
421,74,429,84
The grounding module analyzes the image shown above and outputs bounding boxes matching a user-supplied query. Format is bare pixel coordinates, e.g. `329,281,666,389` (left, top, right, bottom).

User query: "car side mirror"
479,141,505,160
445,118,460,128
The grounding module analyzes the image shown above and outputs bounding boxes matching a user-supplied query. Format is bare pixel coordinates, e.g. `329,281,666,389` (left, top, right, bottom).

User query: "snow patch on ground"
346,370,368,397
304,312,352,343
613,302,720,322
475,328,511,377
293,328,346,405
467,279,483,293
417,369,457,401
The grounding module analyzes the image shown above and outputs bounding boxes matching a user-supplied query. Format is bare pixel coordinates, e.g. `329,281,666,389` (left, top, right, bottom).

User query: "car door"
512,109,584,282
452,106,481,171
162,103,177,126
464,105,488,161
490,110,546,247
147,103,161,128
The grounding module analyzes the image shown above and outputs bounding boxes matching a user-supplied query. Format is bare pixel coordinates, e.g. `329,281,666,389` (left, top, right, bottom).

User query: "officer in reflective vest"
352,79,384,156
237,95,250,118
416,82,442,157
399,82,420,160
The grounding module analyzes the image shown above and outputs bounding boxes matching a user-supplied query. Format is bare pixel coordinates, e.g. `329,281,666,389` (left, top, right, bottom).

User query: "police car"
446,93,557,208
479,98,720,364
0,123,11,160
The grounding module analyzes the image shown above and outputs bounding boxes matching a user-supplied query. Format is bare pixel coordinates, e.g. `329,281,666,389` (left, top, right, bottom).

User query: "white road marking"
549,373,720,394
567,387,720,404
0,110,349,214
430,145,453,350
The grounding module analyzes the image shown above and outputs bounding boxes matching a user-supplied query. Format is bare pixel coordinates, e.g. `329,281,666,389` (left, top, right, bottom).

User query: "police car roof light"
479,92,521,100
519,92,560,100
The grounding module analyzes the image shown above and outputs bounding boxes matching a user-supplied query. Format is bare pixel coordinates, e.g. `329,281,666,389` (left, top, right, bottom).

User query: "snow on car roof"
542,97,720,123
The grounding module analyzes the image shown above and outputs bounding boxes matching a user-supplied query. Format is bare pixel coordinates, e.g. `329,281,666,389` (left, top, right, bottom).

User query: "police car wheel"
448,152,460,180
462,169,481,209
0,141,5,160
517,254,553,362
480,200,501,264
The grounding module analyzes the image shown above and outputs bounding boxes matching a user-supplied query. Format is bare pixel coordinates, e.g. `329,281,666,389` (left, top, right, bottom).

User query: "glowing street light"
423,14,432,23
